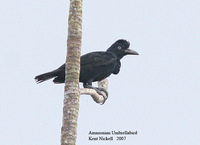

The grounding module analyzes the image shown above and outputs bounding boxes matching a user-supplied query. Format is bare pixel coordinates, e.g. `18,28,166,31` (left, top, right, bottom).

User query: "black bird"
35,39,139,103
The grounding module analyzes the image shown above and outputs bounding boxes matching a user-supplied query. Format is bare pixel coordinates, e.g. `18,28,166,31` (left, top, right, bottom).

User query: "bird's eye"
118,46,122,50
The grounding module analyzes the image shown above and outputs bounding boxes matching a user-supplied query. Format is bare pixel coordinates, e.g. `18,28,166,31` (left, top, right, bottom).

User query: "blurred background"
0,0,200,145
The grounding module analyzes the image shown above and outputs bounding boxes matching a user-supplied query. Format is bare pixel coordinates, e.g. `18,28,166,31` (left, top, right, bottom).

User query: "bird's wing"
55,52,116,70
57,64,65,70
81,51,117,67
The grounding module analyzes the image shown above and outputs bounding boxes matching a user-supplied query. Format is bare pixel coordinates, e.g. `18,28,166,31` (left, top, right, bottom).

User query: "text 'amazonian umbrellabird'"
35,39,139,104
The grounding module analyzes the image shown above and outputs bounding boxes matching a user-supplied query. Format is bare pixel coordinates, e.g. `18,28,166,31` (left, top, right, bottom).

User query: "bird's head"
107,39,139,59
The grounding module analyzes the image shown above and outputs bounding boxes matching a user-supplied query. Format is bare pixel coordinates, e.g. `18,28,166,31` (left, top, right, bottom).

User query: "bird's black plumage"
35,39,139,88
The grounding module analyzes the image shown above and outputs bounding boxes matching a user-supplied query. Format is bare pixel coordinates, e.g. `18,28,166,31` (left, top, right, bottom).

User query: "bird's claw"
97,88,108,97
95,88,108,105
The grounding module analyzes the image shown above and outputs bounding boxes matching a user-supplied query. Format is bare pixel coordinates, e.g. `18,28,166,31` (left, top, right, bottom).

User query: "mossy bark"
61,0,82,145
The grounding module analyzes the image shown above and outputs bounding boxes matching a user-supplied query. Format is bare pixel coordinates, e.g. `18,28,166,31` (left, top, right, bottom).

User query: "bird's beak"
125,49,139,55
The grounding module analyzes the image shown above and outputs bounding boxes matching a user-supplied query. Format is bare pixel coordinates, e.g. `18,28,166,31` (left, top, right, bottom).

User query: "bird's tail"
35,70,57,83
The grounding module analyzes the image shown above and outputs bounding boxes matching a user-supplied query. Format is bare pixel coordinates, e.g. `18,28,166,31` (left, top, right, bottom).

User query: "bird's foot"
83,83,108,104
94,88,108,105
95,88,108,105
96,87,108,97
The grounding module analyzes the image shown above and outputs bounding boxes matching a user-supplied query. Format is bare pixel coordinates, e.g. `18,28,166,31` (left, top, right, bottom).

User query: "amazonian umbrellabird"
35,39,139,104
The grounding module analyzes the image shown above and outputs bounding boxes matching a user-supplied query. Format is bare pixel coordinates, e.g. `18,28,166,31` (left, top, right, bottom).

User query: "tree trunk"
61,0,82,145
